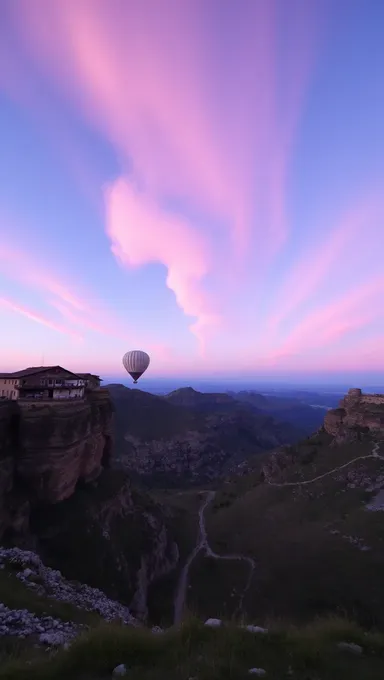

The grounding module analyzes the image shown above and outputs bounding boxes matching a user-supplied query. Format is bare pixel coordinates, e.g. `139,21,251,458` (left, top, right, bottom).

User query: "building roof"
77,373,102,381
0,366,83,380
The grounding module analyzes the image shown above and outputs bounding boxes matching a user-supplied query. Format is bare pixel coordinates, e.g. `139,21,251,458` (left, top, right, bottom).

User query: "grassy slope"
147,489,207,626
203,435,384,627
188,553,250,621
1,617,384,679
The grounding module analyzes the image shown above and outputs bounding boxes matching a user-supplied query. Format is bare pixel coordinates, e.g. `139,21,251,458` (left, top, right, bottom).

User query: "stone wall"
0,390,114,541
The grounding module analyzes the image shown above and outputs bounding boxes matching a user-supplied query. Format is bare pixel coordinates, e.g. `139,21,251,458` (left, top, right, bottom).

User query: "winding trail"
173,441,383,625
267,441,384,488
173,490,255,625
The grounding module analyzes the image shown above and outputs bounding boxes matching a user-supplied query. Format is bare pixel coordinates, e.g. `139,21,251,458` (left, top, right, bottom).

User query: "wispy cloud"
267,195,384,332
268,276,384,361
0,297,82,340
0,235,130,341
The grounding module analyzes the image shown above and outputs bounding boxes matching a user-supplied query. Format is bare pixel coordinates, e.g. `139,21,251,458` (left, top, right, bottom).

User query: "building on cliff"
77,373,102,390
0,366,88,401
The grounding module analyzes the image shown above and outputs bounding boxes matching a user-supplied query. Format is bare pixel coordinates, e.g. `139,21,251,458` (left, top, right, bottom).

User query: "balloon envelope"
122,350,150,383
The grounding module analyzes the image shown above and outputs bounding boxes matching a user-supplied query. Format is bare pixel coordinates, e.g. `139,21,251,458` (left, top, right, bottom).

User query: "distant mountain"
166,387,243,412
106,384,302,487
228,390,327,434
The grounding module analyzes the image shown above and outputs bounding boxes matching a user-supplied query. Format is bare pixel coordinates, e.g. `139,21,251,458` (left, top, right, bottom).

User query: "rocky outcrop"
17,389,113,503
324,388,384,442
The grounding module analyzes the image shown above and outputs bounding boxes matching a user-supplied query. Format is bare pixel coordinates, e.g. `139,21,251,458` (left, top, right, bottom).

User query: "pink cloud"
268,195,384,332
0,297,82,340
105,178,220,350
0,239,86,311
268,276,384,361
0,234,138,342
6,0,321,279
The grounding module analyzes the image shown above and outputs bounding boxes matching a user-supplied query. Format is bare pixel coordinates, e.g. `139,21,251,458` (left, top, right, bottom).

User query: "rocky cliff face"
0,392,179,621
324,388,384,442
17,390,114,504
0,390,113,542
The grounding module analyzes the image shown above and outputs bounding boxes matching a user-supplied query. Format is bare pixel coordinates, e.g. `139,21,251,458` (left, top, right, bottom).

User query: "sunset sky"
0,0,383,382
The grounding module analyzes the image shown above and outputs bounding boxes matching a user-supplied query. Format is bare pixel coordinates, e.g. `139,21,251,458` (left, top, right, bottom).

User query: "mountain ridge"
107,383,305,486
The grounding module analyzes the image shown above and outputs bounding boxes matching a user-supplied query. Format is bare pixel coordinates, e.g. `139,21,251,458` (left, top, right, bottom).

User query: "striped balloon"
122,350,150,384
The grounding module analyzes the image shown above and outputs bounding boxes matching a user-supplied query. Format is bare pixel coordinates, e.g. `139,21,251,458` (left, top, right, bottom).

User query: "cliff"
324,388,384,442
0,391,179,621
0,390,113,541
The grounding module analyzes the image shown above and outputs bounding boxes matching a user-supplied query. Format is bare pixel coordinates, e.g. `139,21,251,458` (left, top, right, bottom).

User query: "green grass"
1,617,384,679
200,435,384,627
188,553,250,622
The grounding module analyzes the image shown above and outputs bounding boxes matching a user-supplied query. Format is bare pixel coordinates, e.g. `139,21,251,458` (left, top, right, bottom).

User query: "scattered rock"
337,641,363,655
112,663,128,677
204,618,222,627
0,547,137,626
248,669,266,676
0,602,80,646
243,625,268,634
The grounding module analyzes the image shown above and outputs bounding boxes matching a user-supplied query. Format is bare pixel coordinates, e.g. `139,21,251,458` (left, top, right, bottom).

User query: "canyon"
0,389,178,621
1,384,384,629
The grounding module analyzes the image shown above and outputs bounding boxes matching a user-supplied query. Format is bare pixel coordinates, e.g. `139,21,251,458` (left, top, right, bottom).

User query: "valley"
1,384,384,677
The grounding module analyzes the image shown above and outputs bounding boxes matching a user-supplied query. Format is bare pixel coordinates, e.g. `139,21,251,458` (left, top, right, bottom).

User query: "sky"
0,0,383,383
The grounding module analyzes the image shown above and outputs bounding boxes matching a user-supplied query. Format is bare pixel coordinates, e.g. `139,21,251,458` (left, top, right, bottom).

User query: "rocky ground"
0,547,138,648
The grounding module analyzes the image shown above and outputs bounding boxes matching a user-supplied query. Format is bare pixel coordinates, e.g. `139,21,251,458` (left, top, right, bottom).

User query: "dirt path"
173,490,255,625
174,441,383,624
267,441,384,488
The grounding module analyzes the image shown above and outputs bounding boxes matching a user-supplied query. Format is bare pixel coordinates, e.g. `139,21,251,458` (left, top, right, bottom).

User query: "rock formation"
324,388,384,442
0,390,113,540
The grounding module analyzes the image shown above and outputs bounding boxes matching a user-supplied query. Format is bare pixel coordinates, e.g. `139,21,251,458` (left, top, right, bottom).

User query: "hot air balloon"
122,350,150,384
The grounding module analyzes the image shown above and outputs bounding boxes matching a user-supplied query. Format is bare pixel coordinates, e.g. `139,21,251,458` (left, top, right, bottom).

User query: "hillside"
165,428,384,629
0,548,383,679
107,384,302,487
